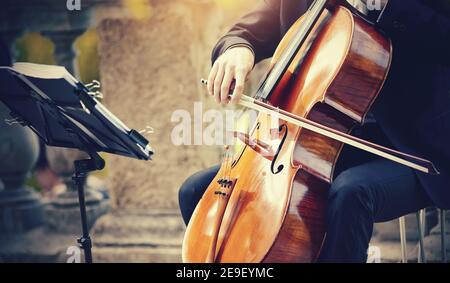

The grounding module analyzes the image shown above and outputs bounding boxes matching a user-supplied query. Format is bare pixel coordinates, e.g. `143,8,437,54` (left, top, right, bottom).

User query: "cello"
182,0,438,262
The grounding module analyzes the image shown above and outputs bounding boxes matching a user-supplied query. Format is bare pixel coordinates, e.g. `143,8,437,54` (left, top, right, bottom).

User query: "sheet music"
0,63,153,160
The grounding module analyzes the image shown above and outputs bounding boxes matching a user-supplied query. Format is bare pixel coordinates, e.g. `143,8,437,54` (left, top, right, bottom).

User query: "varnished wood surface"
263,171,328,262
182,6,391,262
183,113,299,263
327,14,392,123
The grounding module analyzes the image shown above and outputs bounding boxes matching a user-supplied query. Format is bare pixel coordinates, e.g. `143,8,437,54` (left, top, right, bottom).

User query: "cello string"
226,147,232,186
224,108,240,185
221,145,230,190
218,148,228,194
256,0,327,99
224,147,230,182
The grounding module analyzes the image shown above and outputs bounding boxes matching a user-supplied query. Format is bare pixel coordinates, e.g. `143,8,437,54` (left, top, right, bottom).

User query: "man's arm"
377,0,450,65
208,0,282,105
211,0,281,64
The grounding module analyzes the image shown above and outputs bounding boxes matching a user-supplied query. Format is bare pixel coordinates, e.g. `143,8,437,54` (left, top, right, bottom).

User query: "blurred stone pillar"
44,148,109,234
0,0,112,261
0,102,42,235
0,29,46,235
41,29,85,76
91,0,230,262
0,28,44,235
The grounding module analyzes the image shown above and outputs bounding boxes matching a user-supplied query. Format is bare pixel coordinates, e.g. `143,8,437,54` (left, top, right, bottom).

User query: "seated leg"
178,165,220,225
318,158,431,262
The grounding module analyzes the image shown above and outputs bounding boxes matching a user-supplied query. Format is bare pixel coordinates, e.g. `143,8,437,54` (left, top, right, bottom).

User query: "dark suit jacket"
0,40,11,66
212,0,450,209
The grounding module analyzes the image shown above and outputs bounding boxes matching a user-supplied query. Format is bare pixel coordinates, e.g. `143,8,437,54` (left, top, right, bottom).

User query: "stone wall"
96,0,259,210
92,0,260,262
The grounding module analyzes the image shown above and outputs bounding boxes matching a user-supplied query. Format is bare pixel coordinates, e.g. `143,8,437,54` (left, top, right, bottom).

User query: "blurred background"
0,0,268,263
0,0,447,263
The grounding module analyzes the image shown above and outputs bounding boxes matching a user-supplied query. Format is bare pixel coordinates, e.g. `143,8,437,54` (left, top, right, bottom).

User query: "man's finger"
220,68,234,105
213,64,225,104
207,62,218,96
231,68,246,104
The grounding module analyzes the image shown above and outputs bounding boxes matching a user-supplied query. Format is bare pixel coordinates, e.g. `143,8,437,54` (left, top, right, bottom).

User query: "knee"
178,175,197,206
179,166,219,203
328,172,373,212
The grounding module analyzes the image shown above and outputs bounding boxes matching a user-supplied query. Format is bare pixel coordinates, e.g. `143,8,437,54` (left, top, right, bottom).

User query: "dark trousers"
178,157,432,262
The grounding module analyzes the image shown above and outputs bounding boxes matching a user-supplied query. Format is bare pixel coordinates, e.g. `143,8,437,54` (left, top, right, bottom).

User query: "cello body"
182,6,392,263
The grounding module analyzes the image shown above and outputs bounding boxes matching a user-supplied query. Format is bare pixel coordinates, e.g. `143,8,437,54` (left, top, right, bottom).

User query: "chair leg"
399,216,407,263
440,209,447,263
416,209,426,263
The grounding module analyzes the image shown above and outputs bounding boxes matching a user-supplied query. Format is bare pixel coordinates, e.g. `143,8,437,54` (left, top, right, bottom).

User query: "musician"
179,0,450,262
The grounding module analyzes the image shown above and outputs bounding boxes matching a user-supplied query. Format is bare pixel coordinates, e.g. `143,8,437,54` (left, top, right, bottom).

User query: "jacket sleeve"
0,40,12,66
377,0,450,65
211,0,281,64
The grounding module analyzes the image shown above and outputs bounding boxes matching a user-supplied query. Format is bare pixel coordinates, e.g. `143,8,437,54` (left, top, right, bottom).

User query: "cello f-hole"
271,124,288,175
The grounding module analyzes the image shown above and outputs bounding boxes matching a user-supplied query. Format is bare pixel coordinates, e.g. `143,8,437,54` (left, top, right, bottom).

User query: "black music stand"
0,63,154,263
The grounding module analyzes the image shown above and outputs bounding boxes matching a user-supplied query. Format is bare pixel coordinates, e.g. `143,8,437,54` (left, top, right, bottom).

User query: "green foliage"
75,28,100,83
15,32,56,65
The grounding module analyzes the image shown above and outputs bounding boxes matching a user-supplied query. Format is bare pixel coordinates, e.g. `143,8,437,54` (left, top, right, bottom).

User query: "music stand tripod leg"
72,151,105,263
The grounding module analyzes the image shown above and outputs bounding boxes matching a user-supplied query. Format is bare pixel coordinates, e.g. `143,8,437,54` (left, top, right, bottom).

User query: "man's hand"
207,46,255,105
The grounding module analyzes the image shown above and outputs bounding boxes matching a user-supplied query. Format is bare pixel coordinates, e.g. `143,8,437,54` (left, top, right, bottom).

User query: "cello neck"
255,0,328,100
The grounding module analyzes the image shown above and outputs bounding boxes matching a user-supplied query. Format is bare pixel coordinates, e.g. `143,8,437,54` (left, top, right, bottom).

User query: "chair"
440,209,447,262
399,209,447,263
